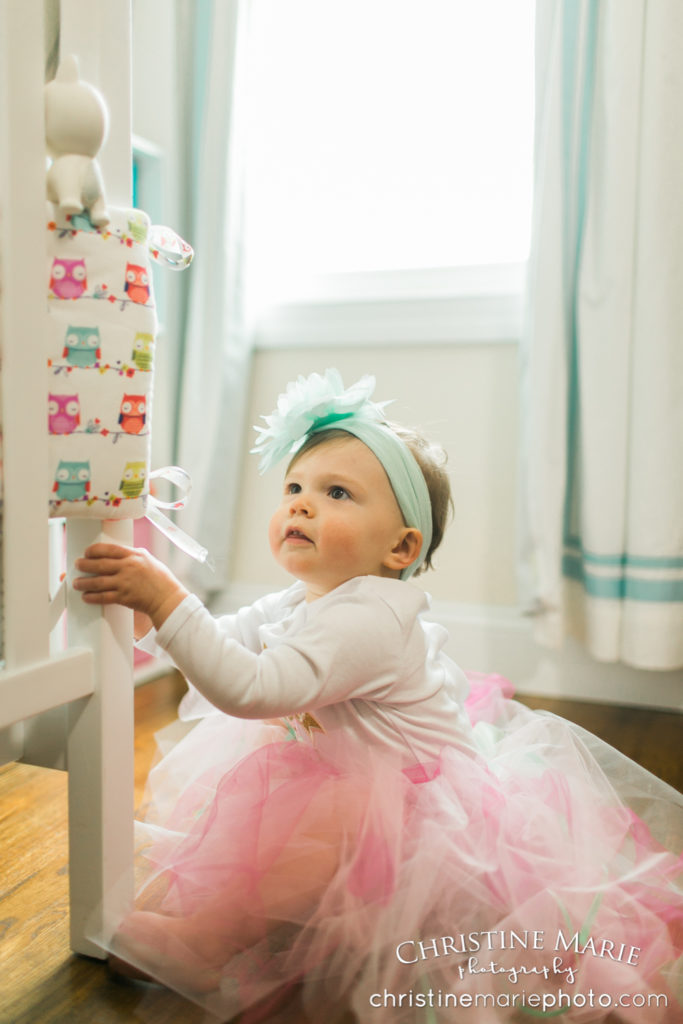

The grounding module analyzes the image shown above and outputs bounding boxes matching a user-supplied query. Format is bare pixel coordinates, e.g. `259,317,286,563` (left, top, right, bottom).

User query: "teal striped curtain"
520,0,683,669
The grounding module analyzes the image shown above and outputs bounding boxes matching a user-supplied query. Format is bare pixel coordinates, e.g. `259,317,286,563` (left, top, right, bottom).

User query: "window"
245,0,535,344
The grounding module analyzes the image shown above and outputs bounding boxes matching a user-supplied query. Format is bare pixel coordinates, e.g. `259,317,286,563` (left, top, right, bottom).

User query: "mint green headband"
252,370,433,579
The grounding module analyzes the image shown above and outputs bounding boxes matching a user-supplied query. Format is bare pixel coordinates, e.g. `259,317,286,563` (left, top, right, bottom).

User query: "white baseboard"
430,600,682,712
214,585,683,713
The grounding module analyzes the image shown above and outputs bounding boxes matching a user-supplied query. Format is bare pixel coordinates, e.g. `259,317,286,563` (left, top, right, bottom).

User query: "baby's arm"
75,557,402,717
150,592,401,718
73,543,189,631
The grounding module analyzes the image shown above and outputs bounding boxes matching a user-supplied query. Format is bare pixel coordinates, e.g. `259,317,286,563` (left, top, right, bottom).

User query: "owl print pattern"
63,326,101,367
50,257,87,299
131,332,154,371
119,394,146,435
47,206,160,518
119,461,147,498
49,394,81,434
124,264,150,305
53,460,91,500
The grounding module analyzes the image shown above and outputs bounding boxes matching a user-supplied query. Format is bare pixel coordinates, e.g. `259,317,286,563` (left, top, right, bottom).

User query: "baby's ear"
385,528,423,573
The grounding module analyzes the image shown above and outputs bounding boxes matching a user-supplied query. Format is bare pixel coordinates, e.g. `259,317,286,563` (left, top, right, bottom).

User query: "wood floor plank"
517,693,682,792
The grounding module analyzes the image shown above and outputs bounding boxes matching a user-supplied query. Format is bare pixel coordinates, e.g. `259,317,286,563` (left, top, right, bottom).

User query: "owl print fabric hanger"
47,205,159,519
44,56,205,564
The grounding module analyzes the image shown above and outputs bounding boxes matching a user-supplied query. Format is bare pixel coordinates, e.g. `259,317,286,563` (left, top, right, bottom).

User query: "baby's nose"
289,493,312,515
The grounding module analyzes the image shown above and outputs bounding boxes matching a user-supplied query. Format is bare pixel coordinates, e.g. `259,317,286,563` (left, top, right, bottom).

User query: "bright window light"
245,0,535,309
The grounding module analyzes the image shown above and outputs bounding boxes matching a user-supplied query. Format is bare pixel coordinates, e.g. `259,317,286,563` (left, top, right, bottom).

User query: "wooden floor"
1,672,681,1024
0,673,211,1024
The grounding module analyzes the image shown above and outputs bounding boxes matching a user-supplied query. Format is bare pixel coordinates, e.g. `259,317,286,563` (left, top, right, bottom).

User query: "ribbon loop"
145,466,213,567
148,466,193,509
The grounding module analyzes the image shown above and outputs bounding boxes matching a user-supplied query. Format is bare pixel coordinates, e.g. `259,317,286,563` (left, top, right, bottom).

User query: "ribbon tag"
145,466,213,568
148,226,194,270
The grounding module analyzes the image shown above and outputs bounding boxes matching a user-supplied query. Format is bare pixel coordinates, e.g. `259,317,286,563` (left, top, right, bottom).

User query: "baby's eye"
285,482,301,495
329,486,350,500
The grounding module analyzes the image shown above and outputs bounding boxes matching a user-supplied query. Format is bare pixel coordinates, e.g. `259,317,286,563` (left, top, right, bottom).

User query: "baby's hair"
287,424,453,575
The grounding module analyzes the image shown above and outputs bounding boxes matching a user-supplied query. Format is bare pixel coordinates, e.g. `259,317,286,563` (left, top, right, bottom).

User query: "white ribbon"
145,466,213,568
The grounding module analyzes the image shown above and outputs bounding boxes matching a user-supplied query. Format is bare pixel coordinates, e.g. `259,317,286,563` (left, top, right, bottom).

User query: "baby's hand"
73,543,189,631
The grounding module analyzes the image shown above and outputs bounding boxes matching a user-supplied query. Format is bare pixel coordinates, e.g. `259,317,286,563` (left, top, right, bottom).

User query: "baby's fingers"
78,587,123,605
73,570,130,609
74,555,122,575
73,572,117,593
82,543,132,560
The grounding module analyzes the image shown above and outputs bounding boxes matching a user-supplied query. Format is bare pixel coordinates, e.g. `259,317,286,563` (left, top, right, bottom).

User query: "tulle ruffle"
100,674,683,1023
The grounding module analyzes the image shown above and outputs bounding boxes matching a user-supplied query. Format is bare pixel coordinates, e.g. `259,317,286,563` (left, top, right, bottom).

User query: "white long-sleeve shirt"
140,575,477,767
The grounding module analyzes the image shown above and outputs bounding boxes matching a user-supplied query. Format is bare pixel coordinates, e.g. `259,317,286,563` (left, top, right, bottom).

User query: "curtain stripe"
563,553,683,602
564,541,683,571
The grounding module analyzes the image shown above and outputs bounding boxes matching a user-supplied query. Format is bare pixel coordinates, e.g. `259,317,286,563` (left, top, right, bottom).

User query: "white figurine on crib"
45,55,110,228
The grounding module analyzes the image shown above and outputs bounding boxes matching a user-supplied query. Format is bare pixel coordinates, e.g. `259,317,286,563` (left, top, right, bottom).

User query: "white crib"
0,0,135,957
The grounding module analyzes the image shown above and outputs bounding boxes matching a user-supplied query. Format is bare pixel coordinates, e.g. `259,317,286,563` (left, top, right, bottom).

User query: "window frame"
250,262,526,349
245,0,535,350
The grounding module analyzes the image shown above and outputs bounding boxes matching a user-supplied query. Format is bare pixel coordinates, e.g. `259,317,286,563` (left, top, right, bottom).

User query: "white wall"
231,344,520,606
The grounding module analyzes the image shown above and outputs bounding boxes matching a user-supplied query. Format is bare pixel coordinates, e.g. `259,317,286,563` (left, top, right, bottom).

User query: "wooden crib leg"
66,519,135,957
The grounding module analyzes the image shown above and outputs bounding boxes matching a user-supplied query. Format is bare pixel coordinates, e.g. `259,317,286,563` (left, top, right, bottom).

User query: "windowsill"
250,263,526,349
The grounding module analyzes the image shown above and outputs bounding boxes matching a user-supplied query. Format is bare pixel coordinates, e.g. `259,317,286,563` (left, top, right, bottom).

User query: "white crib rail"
0,0,135,957
0,0,55,678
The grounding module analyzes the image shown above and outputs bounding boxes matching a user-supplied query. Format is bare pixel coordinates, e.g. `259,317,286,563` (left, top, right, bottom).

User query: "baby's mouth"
285,527,312,543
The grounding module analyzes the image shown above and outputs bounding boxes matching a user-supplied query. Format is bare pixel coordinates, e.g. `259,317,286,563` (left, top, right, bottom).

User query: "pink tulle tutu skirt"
102,675,683,1023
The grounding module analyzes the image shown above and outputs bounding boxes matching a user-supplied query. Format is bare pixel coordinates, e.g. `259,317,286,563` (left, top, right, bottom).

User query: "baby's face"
269,436,409,600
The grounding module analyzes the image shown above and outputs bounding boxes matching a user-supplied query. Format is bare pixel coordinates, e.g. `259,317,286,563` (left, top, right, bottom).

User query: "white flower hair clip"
252,368,389,473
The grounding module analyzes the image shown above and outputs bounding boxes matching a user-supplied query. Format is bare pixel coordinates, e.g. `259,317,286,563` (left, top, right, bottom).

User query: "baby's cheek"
323,520,359,560
267,513,283,560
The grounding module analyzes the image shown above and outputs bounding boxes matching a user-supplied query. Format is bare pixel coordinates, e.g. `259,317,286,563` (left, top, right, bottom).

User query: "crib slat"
0,648,94,729
57,0,137,958
66,520,135,957
0,0,51,666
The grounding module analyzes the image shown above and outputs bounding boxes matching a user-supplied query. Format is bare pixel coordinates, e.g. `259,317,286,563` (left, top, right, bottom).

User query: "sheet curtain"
519,0,683,669
172,0,252,594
